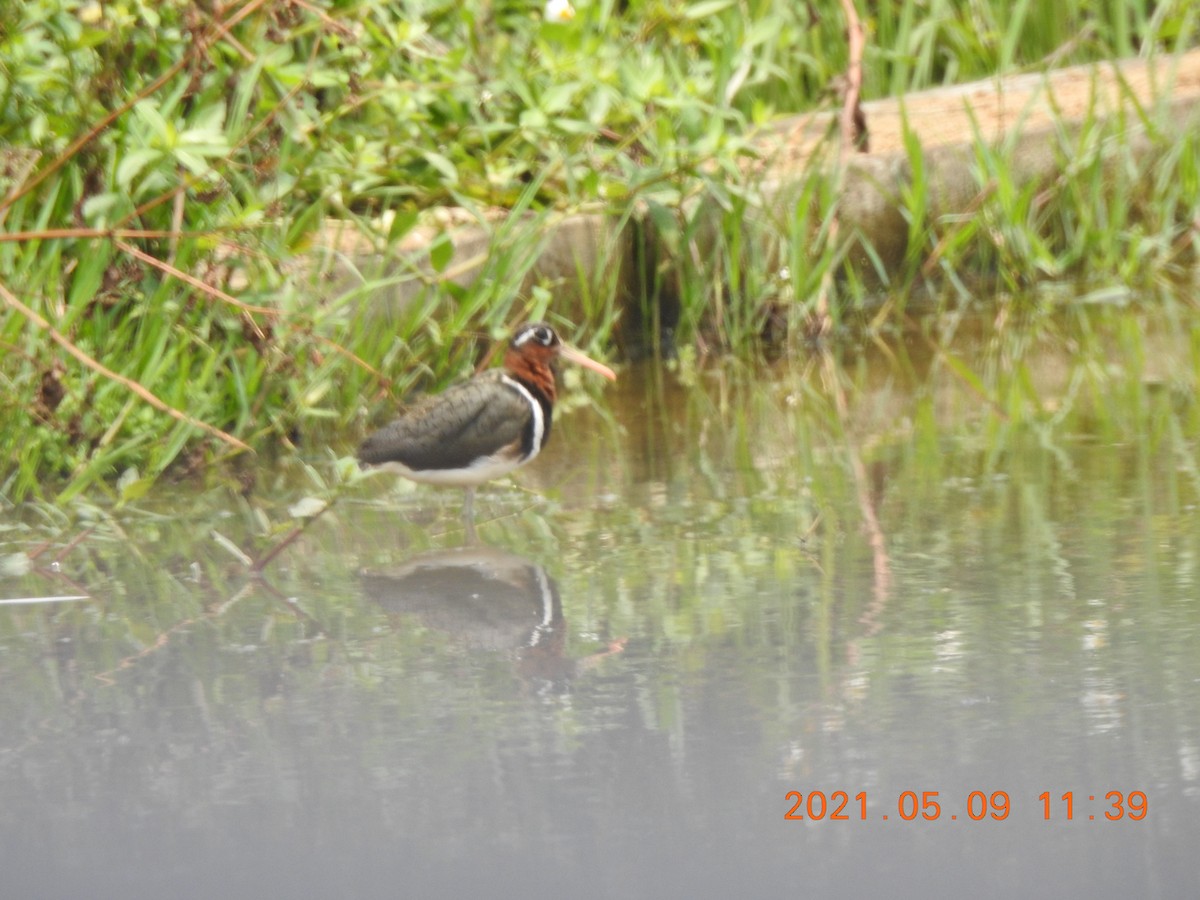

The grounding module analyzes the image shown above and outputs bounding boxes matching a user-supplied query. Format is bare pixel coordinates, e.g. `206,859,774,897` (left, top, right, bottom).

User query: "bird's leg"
463,486,478,544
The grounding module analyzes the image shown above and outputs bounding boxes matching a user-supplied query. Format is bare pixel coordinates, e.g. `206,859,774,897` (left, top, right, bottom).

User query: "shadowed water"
2,306,1199,898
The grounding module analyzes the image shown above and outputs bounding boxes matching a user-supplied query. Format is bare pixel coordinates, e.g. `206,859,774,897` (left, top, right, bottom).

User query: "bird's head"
506,323,617,390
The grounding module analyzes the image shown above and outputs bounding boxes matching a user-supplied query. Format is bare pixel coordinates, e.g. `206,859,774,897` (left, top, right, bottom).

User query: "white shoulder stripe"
528,564,556,647
499,374,545,462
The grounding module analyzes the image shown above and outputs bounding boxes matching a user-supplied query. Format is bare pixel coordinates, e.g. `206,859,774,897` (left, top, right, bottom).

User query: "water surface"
2,308,1199,898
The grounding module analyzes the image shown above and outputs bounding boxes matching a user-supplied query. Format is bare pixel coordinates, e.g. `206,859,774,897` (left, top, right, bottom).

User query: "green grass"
1,0,1198,502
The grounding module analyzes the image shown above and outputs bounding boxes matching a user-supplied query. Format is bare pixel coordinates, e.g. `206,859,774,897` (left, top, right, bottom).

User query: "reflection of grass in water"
4,301,1200,803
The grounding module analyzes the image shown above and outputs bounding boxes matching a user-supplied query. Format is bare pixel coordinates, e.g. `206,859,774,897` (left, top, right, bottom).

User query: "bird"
358,323,616,534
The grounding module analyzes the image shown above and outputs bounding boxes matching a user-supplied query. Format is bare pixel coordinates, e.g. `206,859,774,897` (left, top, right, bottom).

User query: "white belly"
373,453,526,487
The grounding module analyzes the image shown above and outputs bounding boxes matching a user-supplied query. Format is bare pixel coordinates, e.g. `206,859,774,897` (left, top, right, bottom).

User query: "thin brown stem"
117,5,320,230
113,239,277,318
810,0,870,335
251,501,334,573
0,227,229,242
0,0,269,218
0,52,196,216
838,0,869,153
0,280,251,452
820,351,892,624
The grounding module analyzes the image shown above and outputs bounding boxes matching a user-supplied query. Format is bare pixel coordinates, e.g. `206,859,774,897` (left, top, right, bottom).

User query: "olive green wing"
358,372,533,472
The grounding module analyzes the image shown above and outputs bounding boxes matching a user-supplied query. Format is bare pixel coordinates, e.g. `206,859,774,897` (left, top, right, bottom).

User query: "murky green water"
3,307,1199,898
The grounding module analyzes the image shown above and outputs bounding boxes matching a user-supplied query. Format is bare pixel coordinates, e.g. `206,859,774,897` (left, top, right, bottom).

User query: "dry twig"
0,280,251,452
813,1,892,621
811,0,870,334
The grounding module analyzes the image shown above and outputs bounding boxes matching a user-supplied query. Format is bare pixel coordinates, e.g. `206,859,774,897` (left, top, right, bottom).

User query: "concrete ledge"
312,48,1200,329
750,48,1200,273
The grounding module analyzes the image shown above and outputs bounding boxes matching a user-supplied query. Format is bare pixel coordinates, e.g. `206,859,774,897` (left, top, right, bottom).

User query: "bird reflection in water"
360,544,625,689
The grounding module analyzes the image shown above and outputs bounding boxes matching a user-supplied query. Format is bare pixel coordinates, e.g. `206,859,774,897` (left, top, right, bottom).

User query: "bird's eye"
535,326,554,345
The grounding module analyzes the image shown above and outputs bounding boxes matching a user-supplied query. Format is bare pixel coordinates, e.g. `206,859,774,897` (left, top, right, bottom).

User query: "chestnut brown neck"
503,347,558,406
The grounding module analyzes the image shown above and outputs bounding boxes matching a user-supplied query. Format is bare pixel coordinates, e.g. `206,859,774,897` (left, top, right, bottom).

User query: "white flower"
544,0,576,23
78,1,104,23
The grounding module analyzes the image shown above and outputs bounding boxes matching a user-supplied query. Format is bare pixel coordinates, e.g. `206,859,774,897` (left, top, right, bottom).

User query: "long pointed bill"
558,344,617,381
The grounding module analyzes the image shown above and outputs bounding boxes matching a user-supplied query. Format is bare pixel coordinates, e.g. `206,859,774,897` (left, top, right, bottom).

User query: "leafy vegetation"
1,0,1198,502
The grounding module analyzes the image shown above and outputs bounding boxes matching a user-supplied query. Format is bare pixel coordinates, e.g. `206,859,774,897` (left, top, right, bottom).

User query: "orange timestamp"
784,790,1148,822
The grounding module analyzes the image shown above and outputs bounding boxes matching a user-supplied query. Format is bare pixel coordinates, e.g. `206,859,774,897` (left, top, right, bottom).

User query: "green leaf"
66,241,111,307
388,209,420,243
116,148,162,192
541,84,576,115
520,108,549,130
174,150,215,178
683,0,736,20
429,233,454,273
133,101,173,144
288,497,328,518
552,118,596,135
423,151,458,185
118,474,155,505
81,192,122,226
1,553,32,577
211,530,253,566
